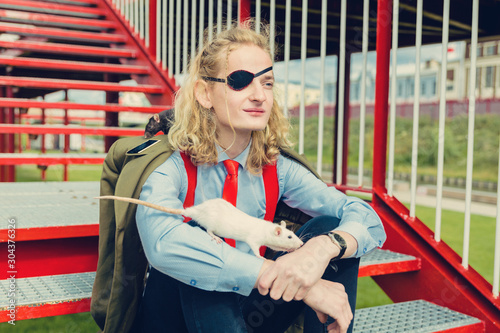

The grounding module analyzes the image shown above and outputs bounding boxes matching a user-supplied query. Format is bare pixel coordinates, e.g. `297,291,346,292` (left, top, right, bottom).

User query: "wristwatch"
324,232,347,261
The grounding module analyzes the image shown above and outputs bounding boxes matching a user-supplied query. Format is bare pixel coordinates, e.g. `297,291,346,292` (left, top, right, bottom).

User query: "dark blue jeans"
137,216,360,333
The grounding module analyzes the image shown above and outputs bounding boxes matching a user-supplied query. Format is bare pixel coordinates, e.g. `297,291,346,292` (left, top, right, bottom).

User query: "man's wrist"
316,235,340,260
322,232,347,261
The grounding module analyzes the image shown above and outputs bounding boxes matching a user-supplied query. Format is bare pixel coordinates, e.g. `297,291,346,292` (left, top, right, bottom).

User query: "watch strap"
324,232,347,261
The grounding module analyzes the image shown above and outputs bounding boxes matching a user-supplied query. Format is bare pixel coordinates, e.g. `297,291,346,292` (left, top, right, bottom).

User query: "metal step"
359,248,421,277
0,272,95,322
0,40,136,58
0,97,170,113
0,0,105,18
0,56,149,74
0,22,126,44
0,123,144,136
354,300,484,332
0,76,164,94
0,9,116,31
36,0,99,6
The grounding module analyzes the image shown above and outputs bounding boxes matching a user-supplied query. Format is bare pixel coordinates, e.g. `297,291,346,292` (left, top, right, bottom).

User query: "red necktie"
222,160,239,247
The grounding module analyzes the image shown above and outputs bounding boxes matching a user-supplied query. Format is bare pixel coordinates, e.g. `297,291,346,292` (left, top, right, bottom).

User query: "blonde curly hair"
168,20,291,175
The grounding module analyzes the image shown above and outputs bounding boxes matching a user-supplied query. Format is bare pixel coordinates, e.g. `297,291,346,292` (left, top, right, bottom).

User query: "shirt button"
190,280,197,286
363,248,367,254
232,286,239,291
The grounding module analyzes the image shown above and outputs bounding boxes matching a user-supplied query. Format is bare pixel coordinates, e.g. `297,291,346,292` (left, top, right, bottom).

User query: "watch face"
333,233,347,247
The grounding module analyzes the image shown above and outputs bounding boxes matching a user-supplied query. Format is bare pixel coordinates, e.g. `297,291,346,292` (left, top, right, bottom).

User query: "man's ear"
194,79,213,109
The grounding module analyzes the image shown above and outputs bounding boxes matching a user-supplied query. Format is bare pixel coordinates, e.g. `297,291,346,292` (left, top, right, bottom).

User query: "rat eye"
288,235,292,239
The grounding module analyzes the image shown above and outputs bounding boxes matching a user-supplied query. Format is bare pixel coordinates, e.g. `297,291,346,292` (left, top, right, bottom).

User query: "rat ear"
274,226,282,236
280,220,287,229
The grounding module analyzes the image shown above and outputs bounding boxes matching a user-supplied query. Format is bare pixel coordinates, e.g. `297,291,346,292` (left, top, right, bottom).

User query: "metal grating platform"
0,181,99,229
354,300,482,332
0,272,95,309
360,248,416,266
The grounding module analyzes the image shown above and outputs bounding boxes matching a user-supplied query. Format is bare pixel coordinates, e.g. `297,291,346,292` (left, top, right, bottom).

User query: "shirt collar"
217,140,251,167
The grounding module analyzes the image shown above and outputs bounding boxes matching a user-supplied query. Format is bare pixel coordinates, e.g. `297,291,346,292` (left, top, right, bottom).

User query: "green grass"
2,312,99,333
15,165,103,182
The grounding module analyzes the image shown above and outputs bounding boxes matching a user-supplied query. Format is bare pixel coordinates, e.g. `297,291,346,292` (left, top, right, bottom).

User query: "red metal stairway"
0,0,178,181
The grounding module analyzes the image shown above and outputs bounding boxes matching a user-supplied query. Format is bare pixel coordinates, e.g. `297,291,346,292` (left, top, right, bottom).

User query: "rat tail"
95,195,185,216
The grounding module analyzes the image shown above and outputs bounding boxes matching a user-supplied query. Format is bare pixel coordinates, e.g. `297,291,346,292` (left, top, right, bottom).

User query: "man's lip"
243,108,265,113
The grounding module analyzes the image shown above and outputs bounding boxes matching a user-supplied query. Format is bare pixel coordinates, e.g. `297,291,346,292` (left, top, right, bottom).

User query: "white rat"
96,195,303,258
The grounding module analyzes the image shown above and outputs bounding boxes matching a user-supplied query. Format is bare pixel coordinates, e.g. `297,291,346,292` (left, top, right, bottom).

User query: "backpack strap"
180,152,197,222
260,162,279,257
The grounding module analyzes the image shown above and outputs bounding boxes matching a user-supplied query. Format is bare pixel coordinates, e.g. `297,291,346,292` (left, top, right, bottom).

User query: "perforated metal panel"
360,248,417,267
354,300,481,332
0,181,99,228
0,272,95,308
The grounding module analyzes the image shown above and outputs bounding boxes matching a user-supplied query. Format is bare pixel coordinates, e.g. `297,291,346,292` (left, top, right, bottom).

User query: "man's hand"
257,235,338,301
303,279,353,333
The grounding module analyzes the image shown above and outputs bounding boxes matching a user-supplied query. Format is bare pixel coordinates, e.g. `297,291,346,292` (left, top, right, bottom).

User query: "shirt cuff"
334,221,379,258
217,249,264,296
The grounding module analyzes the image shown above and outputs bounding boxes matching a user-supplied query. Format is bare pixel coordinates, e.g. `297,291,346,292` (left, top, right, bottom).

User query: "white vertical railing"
198,0,205,51
462,0,479,269
434,0,450,242
255,0,261,34
316,0,327,177
357,0,369,188
283,0,291,117
269,0,275,59
168,0,174,77
227,0,232,30
298,0,308,155
409,0,423,218
387,0,399,197
183,0,189,76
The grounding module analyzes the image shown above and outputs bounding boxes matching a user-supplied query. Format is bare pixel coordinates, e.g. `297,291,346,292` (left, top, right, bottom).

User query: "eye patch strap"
254,66,273,78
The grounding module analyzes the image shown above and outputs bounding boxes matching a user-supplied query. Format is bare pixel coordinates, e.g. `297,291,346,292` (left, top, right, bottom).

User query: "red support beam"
0,298,91,323
239,0,251,23
0,236,98,279
148,0,157,60
372,0,393,195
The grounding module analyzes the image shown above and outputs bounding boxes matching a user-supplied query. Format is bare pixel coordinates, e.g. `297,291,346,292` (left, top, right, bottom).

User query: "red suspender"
181,151,279,257
260,162,279,256
180,152,197,222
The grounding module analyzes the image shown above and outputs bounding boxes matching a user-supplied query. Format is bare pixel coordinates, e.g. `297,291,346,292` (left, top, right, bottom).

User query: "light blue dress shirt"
136,144,386,296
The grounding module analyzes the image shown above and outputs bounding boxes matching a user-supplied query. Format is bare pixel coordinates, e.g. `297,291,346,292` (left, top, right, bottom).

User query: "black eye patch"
202,66,273,91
